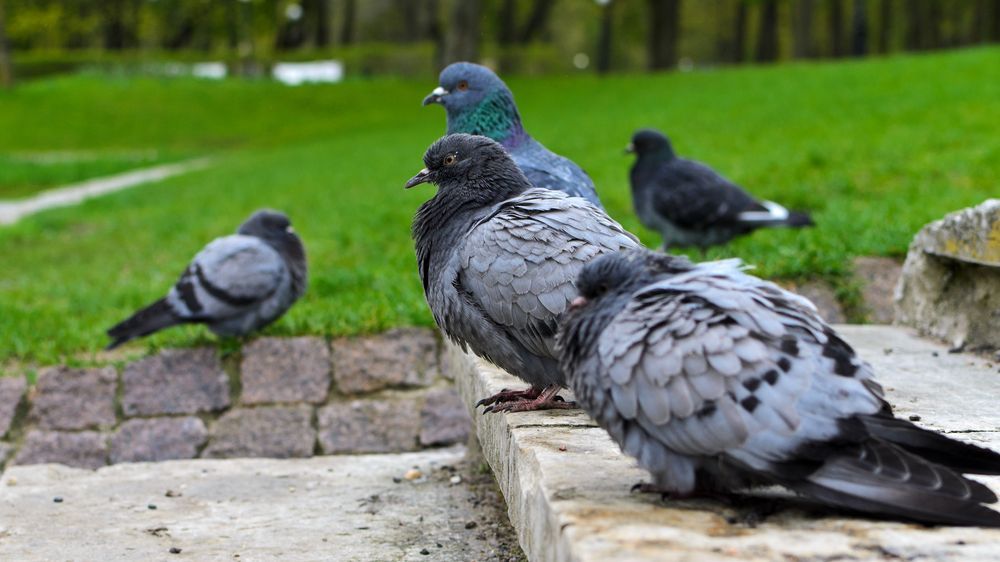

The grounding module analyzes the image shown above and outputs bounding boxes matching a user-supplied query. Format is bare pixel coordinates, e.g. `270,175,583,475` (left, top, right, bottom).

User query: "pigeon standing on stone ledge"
627,129,813,251
407,134,637,412
423,62,603,207
557,248,1000,527
106,210,307,349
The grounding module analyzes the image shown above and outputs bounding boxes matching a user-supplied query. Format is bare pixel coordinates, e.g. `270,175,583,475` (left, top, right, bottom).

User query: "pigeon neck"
266,235,308,296
447,90,528,148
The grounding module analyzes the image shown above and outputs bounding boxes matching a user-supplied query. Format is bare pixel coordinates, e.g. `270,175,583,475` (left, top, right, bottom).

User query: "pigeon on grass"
627,129,813,252
407,134,637,413
106,210,307,349
423,62,602,207
557,248,1000,527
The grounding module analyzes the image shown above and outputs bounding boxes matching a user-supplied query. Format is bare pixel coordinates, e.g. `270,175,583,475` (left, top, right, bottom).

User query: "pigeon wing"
651,159,765,230
167,235,286,320
460,190,636,359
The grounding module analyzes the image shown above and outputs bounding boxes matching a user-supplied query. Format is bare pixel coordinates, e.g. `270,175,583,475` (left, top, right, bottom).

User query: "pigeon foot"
475,386,544,409
483,385,575,414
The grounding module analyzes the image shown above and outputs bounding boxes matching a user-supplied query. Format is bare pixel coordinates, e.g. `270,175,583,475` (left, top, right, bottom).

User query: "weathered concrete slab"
447,325,1000,562
0,446,522,561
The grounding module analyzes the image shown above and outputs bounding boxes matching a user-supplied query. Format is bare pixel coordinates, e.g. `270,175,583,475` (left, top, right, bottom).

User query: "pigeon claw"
482,385,576,414
475,386,544,409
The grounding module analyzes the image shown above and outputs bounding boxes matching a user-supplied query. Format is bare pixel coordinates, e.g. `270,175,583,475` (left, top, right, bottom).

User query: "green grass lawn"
0,47,998,368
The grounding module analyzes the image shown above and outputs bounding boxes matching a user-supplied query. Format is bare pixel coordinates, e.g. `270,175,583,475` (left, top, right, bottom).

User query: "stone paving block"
13,430,108,470
30,366,117,431
419,387,471,447
240,337,331,405
318,396,421,454
0,442,12,465
110,417,207,464
202,405,315,459
122,348,230,416
0,376,27,438
778,279,845,323
332,328,438,394
853,256,902,324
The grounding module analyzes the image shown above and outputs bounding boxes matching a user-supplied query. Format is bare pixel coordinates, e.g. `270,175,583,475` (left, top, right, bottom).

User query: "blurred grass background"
0,46,998,367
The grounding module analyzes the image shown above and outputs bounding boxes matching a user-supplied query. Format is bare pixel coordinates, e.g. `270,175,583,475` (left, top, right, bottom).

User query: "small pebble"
392,477,402,484
931,351,939,357
53,497,63,503
465,521,478,529
404,469,422,481
908,414,921,422
449,475,462,484
148,504,157,510
165,490,182,498
6,477,16,486
169,547,182,554
558,446,567,452
419,548,430,555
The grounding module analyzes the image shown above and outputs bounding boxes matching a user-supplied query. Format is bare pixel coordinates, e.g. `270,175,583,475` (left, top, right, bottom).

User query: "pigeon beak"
624,142,635,155
422,86,449,106
569,296,589,311
404,168,433,189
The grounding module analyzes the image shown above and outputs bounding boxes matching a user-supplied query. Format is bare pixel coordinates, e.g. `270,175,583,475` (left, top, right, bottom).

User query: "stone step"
0,446,523,561
445,325,1000,562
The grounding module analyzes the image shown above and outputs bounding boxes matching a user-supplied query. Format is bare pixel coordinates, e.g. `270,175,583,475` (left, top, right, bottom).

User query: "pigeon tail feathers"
861,414,1000,475
106,298,183,350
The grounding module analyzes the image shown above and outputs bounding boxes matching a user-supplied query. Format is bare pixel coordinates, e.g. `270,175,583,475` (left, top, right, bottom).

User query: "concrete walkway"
447,325,1000,562
0,445,523,561
0,158,212,226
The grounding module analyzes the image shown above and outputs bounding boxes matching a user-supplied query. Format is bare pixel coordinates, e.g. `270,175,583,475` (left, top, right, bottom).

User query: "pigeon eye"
456,80,469,92
443,154,457,166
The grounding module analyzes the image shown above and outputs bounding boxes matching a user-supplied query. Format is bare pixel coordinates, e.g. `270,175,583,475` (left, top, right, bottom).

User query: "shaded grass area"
0,47,998,367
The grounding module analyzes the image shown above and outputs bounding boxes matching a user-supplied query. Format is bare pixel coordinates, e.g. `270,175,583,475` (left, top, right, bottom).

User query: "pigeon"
407,133,637,412
106,210,307,349
627,129,813,251
422,62,603,207
557,247,1000,527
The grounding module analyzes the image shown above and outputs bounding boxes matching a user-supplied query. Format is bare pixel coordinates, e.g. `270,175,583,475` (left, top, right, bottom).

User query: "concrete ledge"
446,326,1000,562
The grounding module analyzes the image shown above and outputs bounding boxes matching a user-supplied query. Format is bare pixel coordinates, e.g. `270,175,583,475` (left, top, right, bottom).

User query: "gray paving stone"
30,366,117,431
110,417,207,464
778,279,846,323
240,337,331,405
0,376,27,438
202,406,315,459
332,328,438,394
419,387,471,447
13,430,108,470
318,396,420,454
853,256,902,324
0,442,12,465
122,348,230,416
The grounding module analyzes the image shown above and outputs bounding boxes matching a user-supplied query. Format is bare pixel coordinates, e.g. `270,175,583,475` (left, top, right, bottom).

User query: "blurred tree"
597,0,614,73
793,0,816,58
733,0,747,62
828,0,846,56
519,0,556,43
101,0,139,50
340,0,356,45
316,0,331,46
0,0,11,88
851,0,868,56
756,0,779,62
497,0,516,46
445,0,481,63
647,0,681,70
876,0,892,53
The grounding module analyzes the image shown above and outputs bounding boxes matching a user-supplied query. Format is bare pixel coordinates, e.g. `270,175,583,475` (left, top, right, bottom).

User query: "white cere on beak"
432,86,448,97
286,226,295,233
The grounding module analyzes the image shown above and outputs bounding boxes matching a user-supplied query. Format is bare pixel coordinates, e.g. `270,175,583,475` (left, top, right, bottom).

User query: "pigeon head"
405,134,531,201
422,62,525,145
571,249,691,312
626,129,675,160
239,209,294,239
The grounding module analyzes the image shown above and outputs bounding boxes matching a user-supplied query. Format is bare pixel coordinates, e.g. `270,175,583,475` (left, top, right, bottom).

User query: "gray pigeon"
423,62,603,207
106,210,307,349
407,134,637,412
628,129,813,251
557,248,1000,527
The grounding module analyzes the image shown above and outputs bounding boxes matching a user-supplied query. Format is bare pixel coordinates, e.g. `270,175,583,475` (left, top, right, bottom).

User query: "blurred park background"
0,1,998,369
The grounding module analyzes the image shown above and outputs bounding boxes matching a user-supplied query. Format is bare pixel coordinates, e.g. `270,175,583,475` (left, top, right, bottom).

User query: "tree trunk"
519,0,557,44
340,0,356,45
498,0,516,46
316,0,331,47
647,0,681,71
851,0,868,56
733,0,747,63
444,0,482,63
425,0,445,69
926,0,941,49
596,2,614,74
904,0,921,50
793,0,815,58
829,0,845,57
0,0,12,89
876,0,891,53
755,0,779,62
